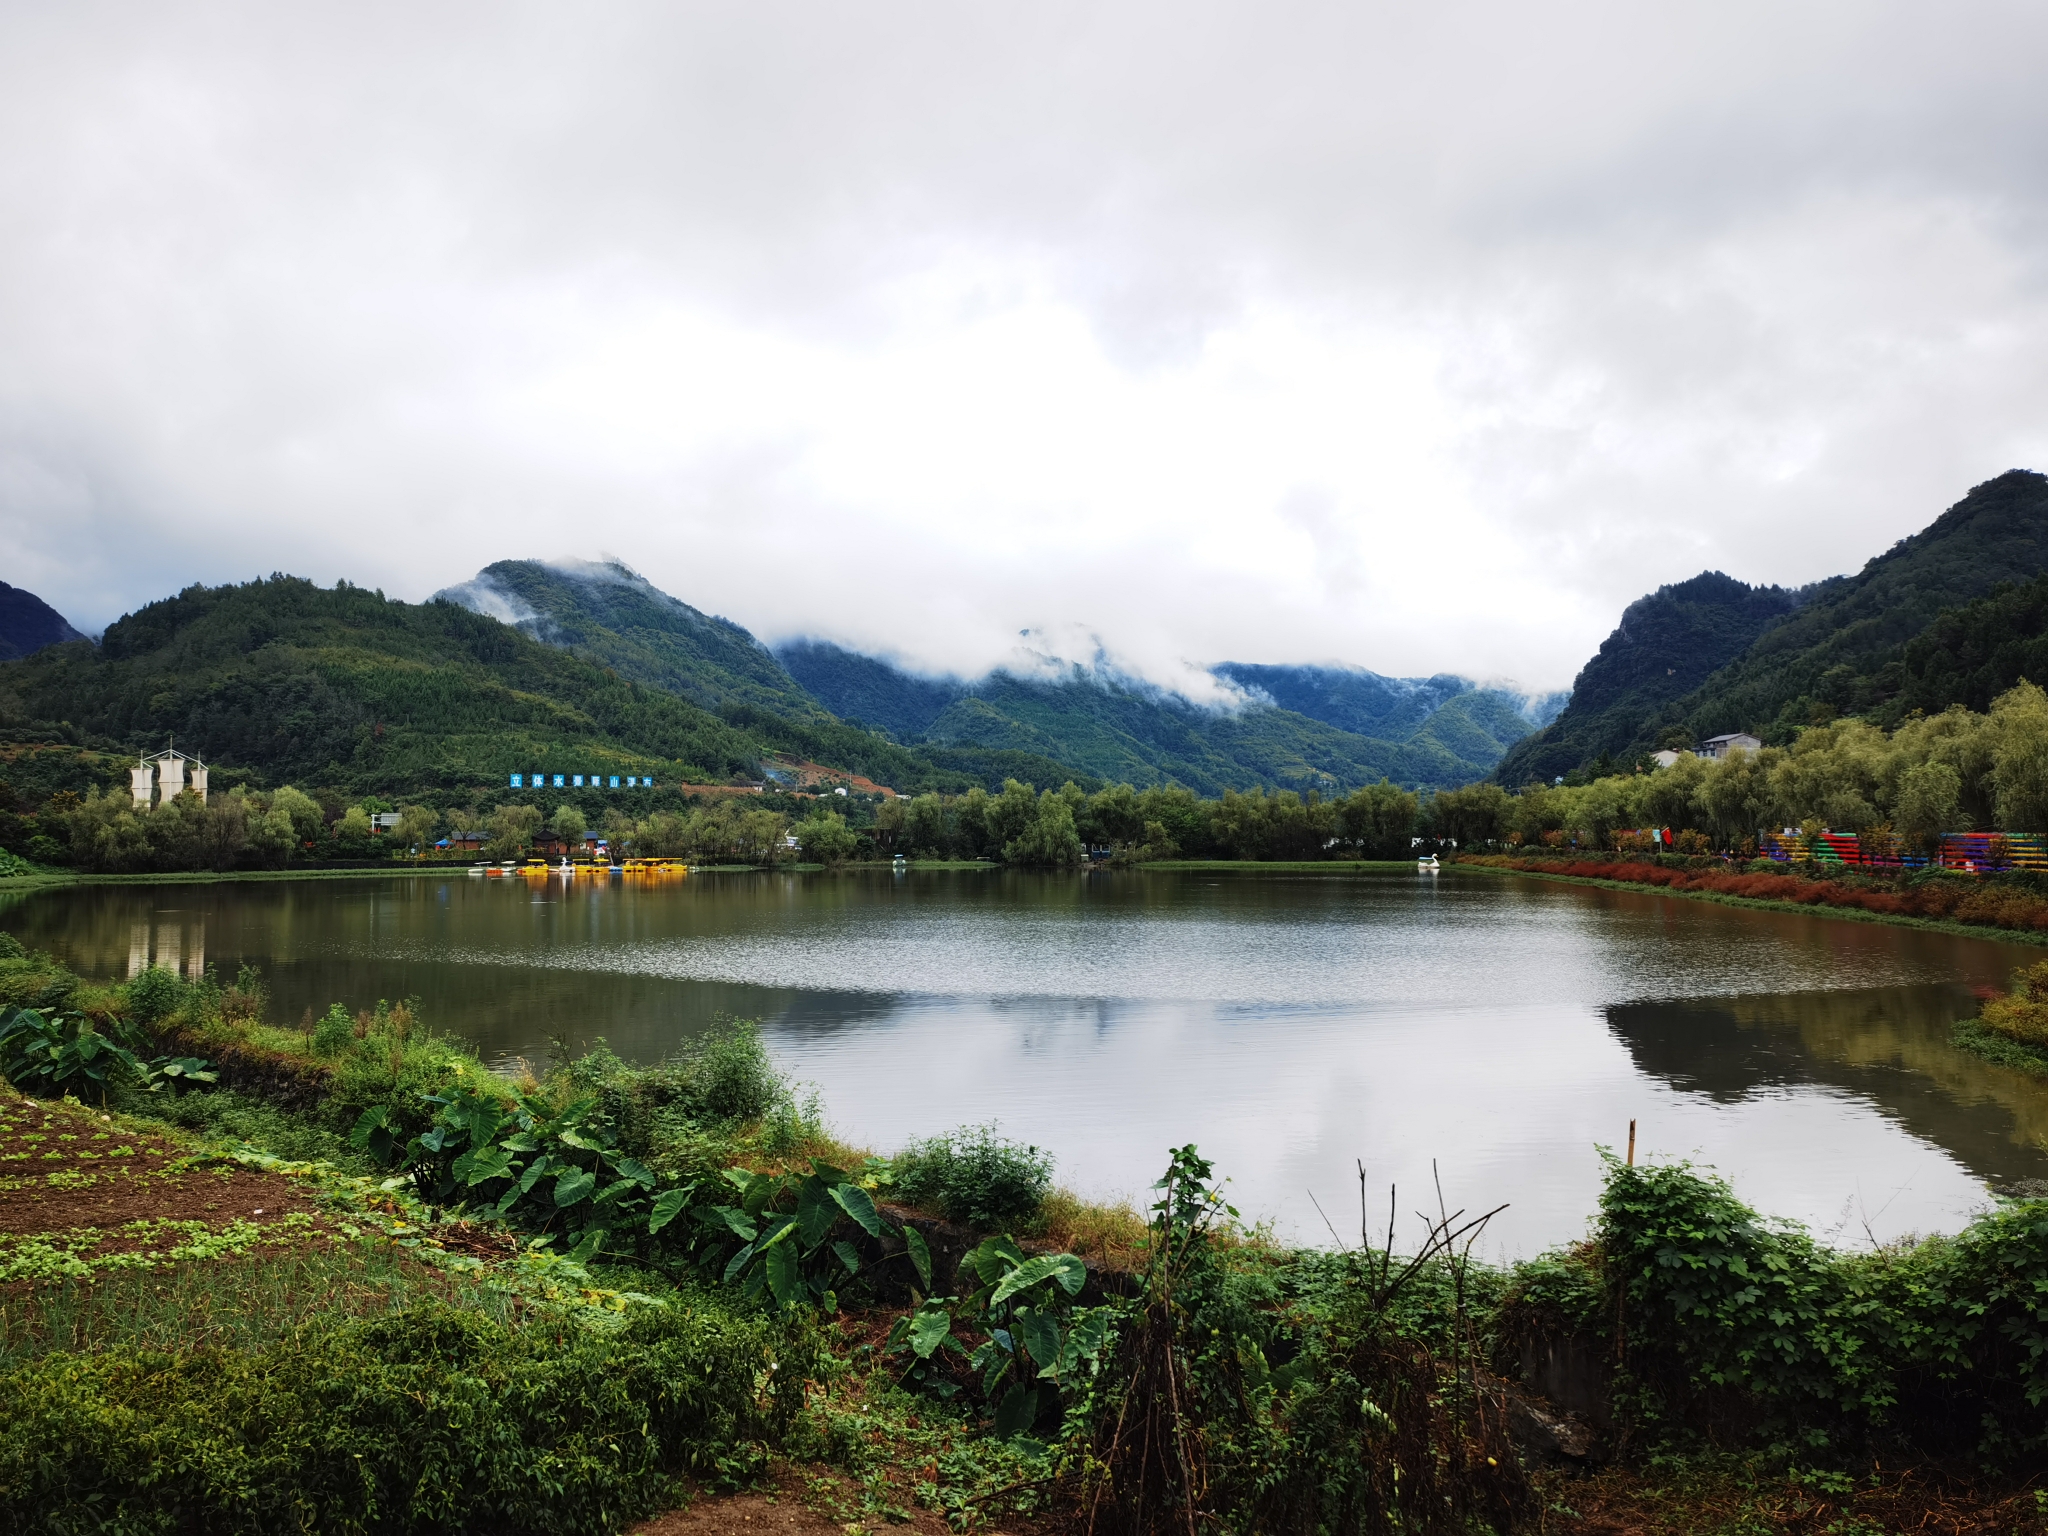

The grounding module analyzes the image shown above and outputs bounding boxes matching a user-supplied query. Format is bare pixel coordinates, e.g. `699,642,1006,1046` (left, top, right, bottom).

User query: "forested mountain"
1495,571,1802,785
1894,569,2048,715
0,576,959,797
1494,469,2048,780
1665,470,2048,744
778,642,1549,794
1214,664,1564,740
0,581,87,661
435,560,822,720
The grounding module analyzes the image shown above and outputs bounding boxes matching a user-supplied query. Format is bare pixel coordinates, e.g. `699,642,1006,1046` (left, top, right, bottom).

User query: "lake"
6,865,2046,1256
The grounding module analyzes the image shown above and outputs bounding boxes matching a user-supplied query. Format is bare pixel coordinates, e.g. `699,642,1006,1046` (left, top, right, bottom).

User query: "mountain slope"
0,576,1048,798
0,581,88,661
778,641,1545,792
435,560,821,720
1894,570,2048,714
0,576,777,793
1670,469,2048,740
777,638,965,739
1495,570,1801,784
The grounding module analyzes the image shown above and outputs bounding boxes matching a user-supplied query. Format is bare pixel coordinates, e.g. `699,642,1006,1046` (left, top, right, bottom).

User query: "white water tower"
129,747,210,808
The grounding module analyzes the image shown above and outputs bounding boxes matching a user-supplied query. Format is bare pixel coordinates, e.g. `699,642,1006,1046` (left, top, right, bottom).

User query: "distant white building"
1651,749,1684,769
129,747,209,808
1697,732,1762,760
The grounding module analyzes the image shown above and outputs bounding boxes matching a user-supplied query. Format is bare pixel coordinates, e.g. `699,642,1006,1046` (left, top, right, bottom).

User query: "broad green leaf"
797,1175,838,1248
610,1155,657,1188
908,1303,954,1359
764,1241,804,1308
993,1383,1038,1440
832,1239,862,1274
829,1182,886,1240
553,1167,597,1207
713,1206,758,1242
1015,1306,1062,1373
648,1187,692,1235
517,1158,551,1195
722,1167,754,1193
723,1241,758,1282
988,1253,1087,1309
500,1132,541,1154
567,1226,606,1264
462,1145,514,1186
969,1235,1028,1287
904,1226,933,1292
809,1159,848,1185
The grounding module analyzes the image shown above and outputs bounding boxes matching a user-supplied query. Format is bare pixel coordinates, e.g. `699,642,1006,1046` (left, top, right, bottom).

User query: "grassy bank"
6,939,2048,1533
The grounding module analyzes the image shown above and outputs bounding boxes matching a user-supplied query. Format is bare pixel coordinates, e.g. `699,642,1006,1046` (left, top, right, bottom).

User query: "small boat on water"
1417,854,1441,872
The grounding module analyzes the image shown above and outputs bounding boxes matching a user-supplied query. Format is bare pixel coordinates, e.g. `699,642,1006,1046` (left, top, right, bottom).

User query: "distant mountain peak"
0,580,89,662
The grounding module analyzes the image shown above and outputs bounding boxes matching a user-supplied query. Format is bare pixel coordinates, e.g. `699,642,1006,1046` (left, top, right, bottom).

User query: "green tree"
1895,760,1962,854
1005,793,1082,866
1991,681,2048,831
795,810,860,866
1335,779,1419,855
485,803,542,859
549,803,587,852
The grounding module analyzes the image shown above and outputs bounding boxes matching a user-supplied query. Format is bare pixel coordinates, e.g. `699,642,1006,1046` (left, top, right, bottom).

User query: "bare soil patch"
0,1093,339,1264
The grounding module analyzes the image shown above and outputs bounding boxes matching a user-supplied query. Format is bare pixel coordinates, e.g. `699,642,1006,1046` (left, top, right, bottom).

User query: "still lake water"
6,866,2048,1256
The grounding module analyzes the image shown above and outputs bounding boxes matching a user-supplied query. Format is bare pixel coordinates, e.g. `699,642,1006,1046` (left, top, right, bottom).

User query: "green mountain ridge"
777,642,1548,794
0,576,1063,801
1498,468,2048,780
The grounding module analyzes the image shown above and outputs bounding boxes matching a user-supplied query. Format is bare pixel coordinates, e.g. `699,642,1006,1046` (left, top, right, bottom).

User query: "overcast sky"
5,2,2048,692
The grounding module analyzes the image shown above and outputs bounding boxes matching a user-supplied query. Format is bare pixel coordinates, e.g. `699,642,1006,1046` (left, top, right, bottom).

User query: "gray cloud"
5,2,2048,690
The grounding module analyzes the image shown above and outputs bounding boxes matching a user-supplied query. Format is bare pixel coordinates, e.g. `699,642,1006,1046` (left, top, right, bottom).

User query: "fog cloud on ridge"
4,2,2047,692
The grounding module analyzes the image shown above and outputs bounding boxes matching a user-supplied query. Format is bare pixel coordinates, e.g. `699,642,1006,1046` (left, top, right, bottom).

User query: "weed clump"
1979,959,2048,1046
895,1123,1052,1232
0,1295,818,1535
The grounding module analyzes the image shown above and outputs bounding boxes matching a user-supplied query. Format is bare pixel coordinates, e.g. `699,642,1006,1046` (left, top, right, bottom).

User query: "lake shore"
1457,853,2048,950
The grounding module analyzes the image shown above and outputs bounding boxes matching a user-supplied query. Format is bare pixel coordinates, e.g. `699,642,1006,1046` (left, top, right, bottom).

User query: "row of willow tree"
1432,680,2048,853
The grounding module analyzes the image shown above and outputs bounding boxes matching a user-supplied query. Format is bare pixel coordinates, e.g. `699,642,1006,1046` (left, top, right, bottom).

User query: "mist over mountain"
778,640,1554,794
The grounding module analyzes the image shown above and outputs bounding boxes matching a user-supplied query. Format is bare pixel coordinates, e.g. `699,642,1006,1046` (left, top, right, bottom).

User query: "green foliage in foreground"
1588,1158,2048,1463
894,1123,1055,1232
0,1296,816,1536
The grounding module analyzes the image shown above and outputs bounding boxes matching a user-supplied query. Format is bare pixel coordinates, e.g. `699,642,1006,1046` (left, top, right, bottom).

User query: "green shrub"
123,964,187,1026
681,1017,784,1123
311,1002,355,1056
895,1124,1052,1232
0,1296,818,1535
0,934,22,961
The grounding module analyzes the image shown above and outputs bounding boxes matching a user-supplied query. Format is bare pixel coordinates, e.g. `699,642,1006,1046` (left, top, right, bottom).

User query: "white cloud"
5,2,2048,690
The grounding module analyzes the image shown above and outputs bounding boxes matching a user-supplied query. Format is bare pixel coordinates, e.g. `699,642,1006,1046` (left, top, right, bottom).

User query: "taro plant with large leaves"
0,1006,216,1104
691,1161,920,1309
352,1084,685,1260
886,1233,1114,1440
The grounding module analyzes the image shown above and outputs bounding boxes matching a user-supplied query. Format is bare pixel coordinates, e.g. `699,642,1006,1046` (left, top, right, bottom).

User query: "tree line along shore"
7,678,2048,877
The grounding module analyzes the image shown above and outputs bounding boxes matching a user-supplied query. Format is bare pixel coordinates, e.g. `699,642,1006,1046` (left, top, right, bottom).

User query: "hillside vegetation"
780,642,1545,794
0,577,787,795
1496,570,1800,785
1513,470,2048,780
